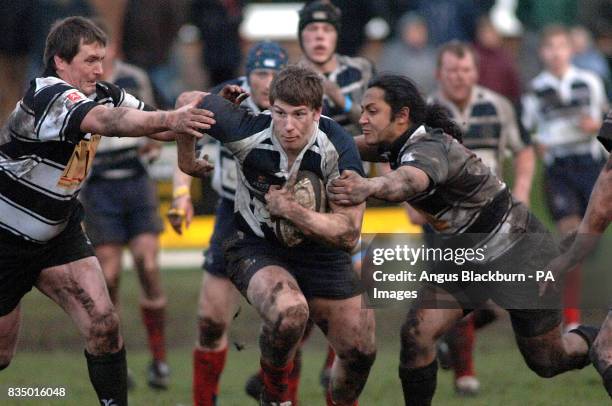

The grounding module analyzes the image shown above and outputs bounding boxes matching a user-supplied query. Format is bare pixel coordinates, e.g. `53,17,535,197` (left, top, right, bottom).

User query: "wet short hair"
269,65,323,110
44,16,107,71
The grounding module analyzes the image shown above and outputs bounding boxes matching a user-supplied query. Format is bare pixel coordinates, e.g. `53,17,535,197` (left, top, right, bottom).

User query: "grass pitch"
1,267,608,405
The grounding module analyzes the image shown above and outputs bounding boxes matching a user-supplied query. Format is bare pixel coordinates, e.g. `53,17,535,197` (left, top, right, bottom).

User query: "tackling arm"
564,159,612,265
270,193,365,252
328,166,430,206
80,96,214,138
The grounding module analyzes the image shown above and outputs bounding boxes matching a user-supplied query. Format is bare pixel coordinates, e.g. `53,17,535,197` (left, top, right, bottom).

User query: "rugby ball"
275,170,327,247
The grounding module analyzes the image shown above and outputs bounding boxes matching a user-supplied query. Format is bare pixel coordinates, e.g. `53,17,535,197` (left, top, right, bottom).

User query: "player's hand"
327,170,371,205
168,94,215,137
322,79,345,108
218,84,250,105
180,153,214,178
167,195,194,235
265,171,299,218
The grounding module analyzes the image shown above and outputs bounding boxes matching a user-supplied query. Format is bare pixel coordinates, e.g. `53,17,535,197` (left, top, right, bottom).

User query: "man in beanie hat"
298,2,377,392
168,41,293,406
298,0,375,137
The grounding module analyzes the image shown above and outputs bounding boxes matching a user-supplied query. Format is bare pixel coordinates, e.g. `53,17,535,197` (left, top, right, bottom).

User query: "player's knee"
399,313,433,365
88,310,121,353
133,253,157,275
275,302,309,339
339,345,377,374
593,332,612,366
529,364,558,378
263,302,309,350
525,357,559,378
198,316,227,348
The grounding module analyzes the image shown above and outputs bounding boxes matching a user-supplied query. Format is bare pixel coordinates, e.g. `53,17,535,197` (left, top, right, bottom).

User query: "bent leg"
309,294,376,406
399,286,464,406
95,244,123,306
130,233,167,365
593,312,612,397
193,272,240,406
36,256,127,406
512,309,591,378
246,266,309,403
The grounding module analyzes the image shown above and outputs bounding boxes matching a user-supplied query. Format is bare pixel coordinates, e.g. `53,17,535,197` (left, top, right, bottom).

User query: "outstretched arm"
540,157,612,295
173,92,217,177
80,95,214,138
564,159,612,264
328,166,430,206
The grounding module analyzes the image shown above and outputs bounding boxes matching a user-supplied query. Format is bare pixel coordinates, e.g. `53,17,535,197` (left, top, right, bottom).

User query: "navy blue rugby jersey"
205,76,264,200
199,94,364,247
0,74,147,242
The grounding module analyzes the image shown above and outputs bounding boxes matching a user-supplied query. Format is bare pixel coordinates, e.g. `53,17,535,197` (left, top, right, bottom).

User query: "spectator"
378,13,437,95
474,16,522,104
190,0,244,86
570,25,611,98
121,0,186,107
413,0,480,46
0,0,35,124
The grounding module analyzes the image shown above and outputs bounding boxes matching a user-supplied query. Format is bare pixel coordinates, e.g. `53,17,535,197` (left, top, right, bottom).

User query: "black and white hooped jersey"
206,76,262,201
89,60,156,180
522,66,608,159
199,94,364,247
430,85,528,177
0,73,146,243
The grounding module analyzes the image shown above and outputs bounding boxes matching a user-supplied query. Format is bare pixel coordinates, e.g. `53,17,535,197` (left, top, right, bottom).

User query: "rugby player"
295,1,377,386
167,41,295,406
0,17,213,406
328,74,598,406
297,0,375,137
426,40,535,395
79,23,169,390
522,25,609,330
541,109,612,398
176,65,376,406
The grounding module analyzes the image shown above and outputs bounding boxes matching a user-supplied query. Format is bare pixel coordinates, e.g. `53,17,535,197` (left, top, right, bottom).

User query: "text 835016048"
5,386,67,398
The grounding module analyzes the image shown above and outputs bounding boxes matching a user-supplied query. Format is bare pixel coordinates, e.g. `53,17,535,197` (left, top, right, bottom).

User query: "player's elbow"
336,226,361,252
178,159,201,178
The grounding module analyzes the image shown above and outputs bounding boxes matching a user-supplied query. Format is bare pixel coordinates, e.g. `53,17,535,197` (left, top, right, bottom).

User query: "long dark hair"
368,75,463,142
